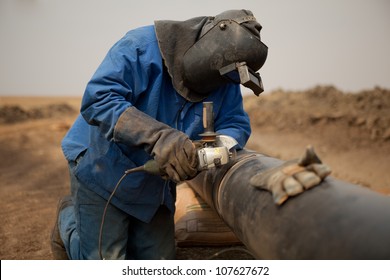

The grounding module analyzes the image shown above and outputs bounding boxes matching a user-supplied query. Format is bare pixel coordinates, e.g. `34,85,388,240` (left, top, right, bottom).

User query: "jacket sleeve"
214,85,251,149
80,33,154,140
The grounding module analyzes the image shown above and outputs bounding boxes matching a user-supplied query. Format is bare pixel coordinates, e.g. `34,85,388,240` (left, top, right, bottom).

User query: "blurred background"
1,0,389,96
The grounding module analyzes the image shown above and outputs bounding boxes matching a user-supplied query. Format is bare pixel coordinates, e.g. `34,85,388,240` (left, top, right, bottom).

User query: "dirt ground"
0,85,389,260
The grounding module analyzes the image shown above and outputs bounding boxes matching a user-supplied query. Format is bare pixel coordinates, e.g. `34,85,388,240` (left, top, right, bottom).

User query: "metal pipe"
187,150,390,259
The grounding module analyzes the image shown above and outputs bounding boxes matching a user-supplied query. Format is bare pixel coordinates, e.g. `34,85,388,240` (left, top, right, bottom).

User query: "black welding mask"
155,9,268,102
183,10,268,97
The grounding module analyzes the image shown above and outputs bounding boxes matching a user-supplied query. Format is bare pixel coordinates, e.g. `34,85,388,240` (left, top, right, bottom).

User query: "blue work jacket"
61,25,251,223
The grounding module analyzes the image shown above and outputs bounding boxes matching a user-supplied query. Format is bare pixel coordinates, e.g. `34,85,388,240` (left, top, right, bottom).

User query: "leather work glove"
114,107,199,182
249,146,331,205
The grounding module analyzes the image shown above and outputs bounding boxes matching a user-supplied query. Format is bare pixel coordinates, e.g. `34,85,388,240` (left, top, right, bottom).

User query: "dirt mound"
0,103,76,124
245,85,390,146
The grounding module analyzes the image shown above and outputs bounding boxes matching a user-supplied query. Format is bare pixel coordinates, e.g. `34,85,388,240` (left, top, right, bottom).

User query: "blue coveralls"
59,25,251,259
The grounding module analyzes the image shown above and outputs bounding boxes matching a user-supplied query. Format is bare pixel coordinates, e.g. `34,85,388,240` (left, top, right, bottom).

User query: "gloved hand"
114,107,199,182
249,146,331,205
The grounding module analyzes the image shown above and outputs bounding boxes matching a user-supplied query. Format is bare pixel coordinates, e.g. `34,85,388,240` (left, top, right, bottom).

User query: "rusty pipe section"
187,150,390,259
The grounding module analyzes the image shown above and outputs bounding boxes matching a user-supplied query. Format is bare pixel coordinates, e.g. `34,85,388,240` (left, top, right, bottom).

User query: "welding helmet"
183,10,268,97
155,9,268,102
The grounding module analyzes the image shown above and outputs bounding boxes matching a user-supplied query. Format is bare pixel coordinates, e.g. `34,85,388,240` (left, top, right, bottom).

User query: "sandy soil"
0,86,389,260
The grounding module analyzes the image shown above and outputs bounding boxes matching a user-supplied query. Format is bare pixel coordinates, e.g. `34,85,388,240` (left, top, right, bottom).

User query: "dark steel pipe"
187,150,390,259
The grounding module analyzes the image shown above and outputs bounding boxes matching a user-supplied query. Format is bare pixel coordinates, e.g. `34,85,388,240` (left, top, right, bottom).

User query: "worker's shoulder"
121,25,158,48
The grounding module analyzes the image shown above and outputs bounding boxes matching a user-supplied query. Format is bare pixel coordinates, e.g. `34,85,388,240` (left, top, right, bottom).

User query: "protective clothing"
50,196,73,260
61,25,251,223
250,146,332,205
114,106,199,182
155,9,268,102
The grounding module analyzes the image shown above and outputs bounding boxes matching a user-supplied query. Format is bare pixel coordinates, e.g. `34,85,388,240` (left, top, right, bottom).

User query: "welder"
51,9,269,260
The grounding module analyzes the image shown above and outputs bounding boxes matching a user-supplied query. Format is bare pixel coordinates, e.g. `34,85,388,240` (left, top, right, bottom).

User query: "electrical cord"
98,165,145,260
